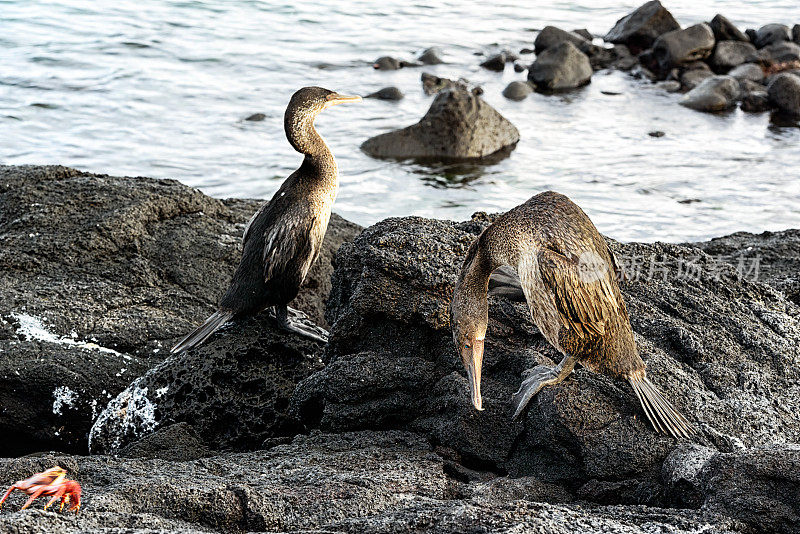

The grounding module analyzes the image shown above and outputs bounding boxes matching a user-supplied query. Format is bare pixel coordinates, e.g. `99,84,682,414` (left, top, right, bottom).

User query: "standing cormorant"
450,192,695,438
171,87,361,354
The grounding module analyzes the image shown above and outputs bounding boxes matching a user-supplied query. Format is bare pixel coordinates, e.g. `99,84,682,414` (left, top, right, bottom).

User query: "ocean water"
1,0,798,242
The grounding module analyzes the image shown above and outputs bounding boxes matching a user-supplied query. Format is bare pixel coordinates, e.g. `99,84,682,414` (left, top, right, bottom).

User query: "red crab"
0,466,81,513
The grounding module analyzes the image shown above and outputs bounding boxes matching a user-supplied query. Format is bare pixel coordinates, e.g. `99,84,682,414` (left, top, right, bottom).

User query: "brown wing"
536,247,620,338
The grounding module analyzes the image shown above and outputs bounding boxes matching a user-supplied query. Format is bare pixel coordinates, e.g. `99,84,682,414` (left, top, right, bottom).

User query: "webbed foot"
269,306,329,343
511,365,559,420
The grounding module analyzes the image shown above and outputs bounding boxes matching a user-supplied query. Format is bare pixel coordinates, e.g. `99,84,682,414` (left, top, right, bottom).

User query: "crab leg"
0,485,19,508
20,486,48,510
44,485,67,510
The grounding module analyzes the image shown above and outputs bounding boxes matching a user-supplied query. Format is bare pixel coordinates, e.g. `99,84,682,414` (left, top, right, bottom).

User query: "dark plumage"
171,87,361,354
450,191,695,438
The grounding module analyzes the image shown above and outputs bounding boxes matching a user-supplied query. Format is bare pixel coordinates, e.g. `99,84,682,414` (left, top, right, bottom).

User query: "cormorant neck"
285,111,337,185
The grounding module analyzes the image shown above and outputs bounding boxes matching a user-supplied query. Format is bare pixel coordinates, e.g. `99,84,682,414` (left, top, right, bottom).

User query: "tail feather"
170,310,234,354
629,374,695,439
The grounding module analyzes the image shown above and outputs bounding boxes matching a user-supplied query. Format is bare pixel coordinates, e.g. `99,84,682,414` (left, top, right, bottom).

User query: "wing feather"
262,215,317,282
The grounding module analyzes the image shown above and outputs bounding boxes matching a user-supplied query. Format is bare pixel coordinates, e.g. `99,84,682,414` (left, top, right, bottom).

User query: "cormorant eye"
464,343,471,349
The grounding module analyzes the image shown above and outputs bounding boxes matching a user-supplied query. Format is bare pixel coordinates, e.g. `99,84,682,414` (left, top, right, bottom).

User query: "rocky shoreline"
1,165,798,533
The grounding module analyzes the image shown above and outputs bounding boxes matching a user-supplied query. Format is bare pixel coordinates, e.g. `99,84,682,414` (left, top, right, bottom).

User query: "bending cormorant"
450,191,695,438
171,87,361,354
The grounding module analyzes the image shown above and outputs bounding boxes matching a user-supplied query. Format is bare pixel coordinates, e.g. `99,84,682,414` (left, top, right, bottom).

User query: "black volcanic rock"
528,41,593,91
361,88,519,160
534,26,590,54
753,23,791,49
0,165,359,454
604,1,681,54
652,23,715,73
768,73,800,115
710,41,759,73
709,14,749,43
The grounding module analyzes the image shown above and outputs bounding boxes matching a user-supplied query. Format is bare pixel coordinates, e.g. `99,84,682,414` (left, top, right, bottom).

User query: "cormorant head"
284,87,361,153
450,241,489,411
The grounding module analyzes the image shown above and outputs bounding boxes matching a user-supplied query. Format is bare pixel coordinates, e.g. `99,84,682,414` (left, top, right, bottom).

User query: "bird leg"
512,353,577,419
270,305,329,343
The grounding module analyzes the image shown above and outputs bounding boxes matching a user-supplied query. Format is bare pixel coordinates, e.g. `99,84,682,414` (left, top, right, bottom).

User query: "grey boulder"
534,25,590,54
604,0,681,53
768,73,800,115
680,68,713,90
418,46,444,65
727,62,764,82
709,14,749,43
361,87,519,160
528,41,593,91
680,75,741,111
502,81,534,101
753,23,791,48
653,23,715,73
759,41,800,64
710,40,759,72
365,86,404,100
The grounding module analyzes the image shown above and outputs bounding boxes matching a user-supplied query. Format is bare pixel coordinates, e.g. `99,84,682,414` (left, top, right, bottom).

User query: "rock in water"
88,316,324,454
728,62,765,82
681,68,713,90
528,41,592,91
759,42,800,64
709,14,749,42
373,56,401,70
753,23,791,48
365,86,404,100
679,75,741,111
418,46,444,65
768,73,800,115
480,52,507,71
360,88,519,160
604,1,681,53
534,25,590,54
710,40,759,72
502,81,534,101
740,90,772,112
421,72,467,95
653,23,715,73
794,24,800,45
292,214,800,496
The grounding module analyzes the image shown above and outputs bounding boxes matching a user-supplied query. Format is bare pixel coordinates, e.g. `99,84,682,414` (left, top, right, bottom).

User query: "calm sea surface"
2,1,798,241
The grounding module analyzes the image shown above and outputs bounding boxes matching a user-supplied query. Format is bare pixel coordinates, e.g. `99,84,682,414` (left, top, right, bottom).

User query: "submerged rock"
373,56,402,70
365,86,404,100
653,23,715,73
361,88,519,160
768,73,800,115
679,75,741,111
0,165,359,455
480,52,507,71
528,41,593,91
709,14,749,43
710,40,759,73
502,81,534,101
418,46,444,65
604,1,681,54
740,90,771,112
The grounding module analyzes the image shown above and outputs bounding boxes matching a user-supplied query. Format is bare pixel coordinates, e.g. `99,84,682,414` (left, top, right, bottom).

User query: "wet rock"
373,56,402,70
767,72,800,115
292,214,800,497
528,41,593,91
794,24,800,45
728,62,764,82
480,52,507,71
244,112,266,121
573,28,593,41
740,91,771,112
0,431,744,533
679,75,741,111
604,1,681,54
418,46,444,65
513,62,526,72
0,165,359,455
365,86,404,100
361,87,519,160
655,80,681,93
648,130,666,137
699,444,800,533
710,40,759,73
738,79,766,93
680,68,713,90
709,14,749,43
652,23,715,74
753,23,791,49
502,81,533,101
421,72,467,95
534,25,590,54
759,41,800,64
610,44,639,71
88,316,325,454
118,422,212,461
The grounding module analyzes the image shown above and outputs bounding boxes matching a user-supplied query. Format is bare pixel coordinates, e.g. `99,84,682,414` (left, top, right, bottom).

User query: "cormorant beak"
463,338,484,411
324,93,362,108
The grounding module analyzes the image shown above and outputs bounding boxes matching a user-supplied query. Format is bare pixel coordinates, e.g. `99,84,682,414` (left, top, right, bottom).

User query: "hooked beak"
324,93,362,108
463,339,484,411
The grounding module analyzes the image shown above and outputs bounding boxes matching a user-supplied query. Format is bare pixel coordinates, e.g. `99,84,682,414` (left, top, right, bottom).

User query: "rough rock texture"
709,14,749,43
0,165,359,454
361,88,520,160
0,432,744,534
502,80,533,101
604,1,681,54
768,73,800,115
420,73,467,95
292,213,800,518
679,75,741,111
534,25,590,54
528,41,593,91
753,23,791,49
653,23,716,73
88,316,325,454
710,41,759,73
